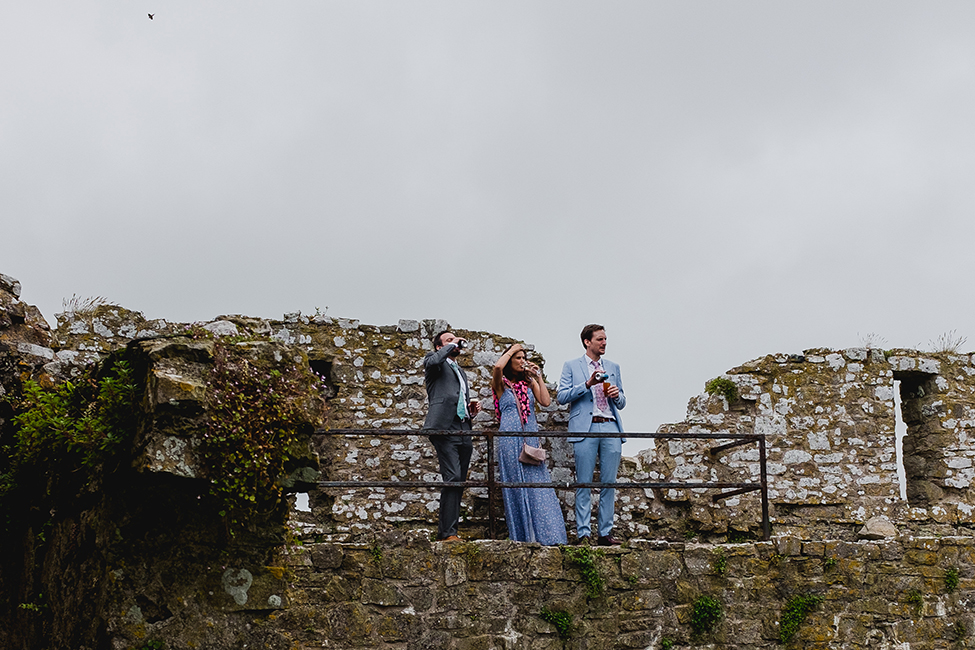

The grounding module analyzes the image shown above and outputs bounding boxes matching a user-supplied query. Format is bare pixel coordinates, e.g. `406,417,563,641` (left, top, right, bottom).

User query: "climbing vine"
562,545,605,598
199,340,322,528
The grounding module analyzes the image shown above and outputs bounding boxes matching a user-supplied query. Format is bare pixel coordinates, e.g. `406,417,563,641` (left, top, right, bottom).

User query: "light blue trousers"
572,421,622,538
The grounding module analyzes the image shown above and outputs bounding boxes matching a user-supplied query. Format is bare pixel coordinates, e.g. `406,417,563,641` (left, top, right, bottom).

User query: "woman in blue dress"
492,343,567,545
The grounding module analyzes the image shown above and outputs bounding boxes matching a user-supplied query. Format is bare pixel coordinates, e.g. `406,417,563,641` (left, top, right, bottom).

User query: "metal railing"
316,429,770,540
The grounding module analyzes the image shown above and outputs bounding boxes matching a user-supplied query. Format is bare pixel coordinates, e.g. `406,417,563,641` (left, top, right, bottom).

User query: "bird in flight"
148,13,154,19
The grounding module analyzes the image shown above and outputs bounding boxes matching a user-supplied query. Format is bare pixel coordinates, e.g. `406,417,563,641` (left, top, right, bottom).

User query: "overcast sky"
3,2,975,453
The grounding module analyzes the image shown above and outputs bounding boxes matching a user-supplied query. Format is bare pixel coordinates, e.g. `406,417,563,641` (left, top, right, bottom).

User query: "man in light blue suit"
557,324,626,546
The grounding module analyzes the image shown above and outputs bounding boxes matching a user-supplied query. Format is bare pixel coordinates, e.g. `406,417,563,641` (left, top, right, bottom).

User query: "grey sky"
3,2,975,452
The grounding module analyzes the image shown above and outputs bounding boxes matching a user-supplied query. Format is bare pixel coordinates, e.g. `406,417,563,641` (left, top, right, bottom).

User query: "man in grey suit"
424,330,481,541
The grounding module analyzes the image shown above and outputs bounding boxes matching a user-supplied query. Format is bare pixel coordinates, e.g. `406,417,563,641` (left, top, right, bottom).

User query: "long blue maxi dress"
496,386,568,545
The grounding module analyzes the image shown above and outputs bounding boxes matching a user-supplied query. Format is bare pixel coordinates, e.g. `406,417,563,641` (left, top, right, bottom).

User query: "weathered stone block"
803,541,825,556
904,550,940,566
207,567,288,611
310,543,345,570
776,536,802,556
361,578,404,606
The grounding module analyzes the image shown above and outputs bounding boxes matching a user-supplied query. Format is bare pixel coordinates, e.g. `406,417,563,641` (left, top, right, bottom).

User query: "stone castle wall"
7,272,975,648
642,347,975,541
274,532,975,650
9,272,975,542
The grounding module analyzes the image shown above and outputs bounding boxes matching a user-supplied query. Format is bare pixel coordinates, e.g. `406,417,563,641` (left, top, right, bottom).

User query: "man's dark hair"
433,331,450,349
580,324,605,348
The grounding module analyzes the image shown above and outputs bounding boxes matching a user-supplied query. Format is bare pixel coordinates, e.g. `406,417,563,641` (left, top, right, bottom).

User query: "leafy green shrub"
779,593,824,644
540,607,573,638
945,567,960,593
906,588,923,612
460,540,481,565
10,357,136,472
690,595,722,635
562,546,605,598
705,377,738,402
713,549,727,575
369,542,383,565
2,354,136,518
660,638,674,650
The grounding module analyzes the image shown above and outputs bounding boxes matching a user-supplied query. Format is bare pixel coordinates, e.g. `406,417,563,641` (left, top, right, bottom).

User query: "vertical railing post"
759,434,770,540
486,431,496,540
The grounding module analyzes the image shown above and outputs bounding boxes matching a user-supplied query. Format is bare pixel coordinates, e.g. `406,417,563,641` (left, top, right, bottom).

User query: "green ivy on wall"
196,337,324,530
779,593,824,644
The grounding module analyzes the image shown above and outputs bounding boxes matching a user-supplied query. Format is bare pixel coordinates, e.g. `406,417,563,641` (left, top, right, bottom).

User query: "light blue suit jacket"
556,355,626,443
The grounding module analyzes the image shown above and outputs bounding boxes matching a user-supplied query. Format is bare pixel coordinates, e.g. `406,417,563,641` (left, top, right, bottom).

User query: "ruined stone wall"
273,532,975,650
3,286,578,541
13,272,975,543
10,272,975,648
637,348,975,541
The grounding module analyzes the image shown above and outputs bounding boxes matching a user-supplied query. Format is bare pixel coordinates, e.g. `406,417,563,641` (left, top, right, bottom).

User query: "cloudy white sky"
3,2,975,452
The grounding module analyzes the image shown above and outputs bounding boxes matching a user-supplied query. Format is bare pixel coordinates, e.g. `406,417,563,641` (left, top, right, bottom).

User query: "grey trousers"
429,417,473,539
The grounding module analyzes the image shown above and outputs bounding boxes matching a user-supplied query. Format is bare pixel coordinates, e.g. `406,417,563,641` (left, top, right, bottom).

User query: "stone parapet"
111,533,973,649
637,347,975,540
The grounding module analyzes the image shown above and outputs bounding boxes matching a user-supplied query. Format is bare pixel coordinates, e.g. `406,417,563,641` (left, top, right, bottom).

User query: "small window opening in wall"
894,370,941,507
893,380,907,500
309,359,336,399
294,493,312,512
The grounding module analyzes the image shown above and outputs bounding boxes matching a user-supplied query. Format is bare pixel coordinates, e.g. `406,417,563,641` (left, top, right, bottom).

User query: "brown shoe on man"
440,535,462,542
574,535,591,546
597,535,621,546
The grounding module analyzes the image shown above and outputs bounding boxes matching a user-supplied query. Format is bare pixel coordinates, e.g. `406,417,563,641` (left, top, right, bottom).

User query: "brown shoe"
440,535,462,542
597,535,621,546
574,536,591,546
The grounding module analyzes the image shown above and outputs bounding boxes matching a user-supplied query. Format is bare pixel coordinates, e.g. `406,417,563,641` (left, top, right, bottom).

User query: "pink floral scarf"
494,377,532,427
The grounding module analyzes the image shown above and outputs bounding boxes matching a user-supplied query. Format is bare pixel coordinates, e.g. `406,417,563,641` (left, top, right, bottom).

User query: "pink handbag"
508,382,546,465
519,442,546,465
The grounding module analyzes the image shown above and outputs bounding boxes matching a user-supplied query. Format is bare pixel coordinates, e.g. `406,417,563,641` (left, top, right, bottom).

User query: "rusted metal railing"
316,429,770,540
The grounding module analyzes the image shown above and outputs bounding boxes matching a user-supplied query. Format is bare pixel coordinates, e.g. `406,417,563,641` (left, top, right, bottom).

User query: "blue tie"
448,360,468,420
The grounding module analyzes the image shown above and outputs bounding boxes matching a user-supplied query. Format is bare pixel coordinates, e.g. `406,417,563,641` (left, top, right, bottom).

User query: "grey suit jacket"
423,343,471,430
